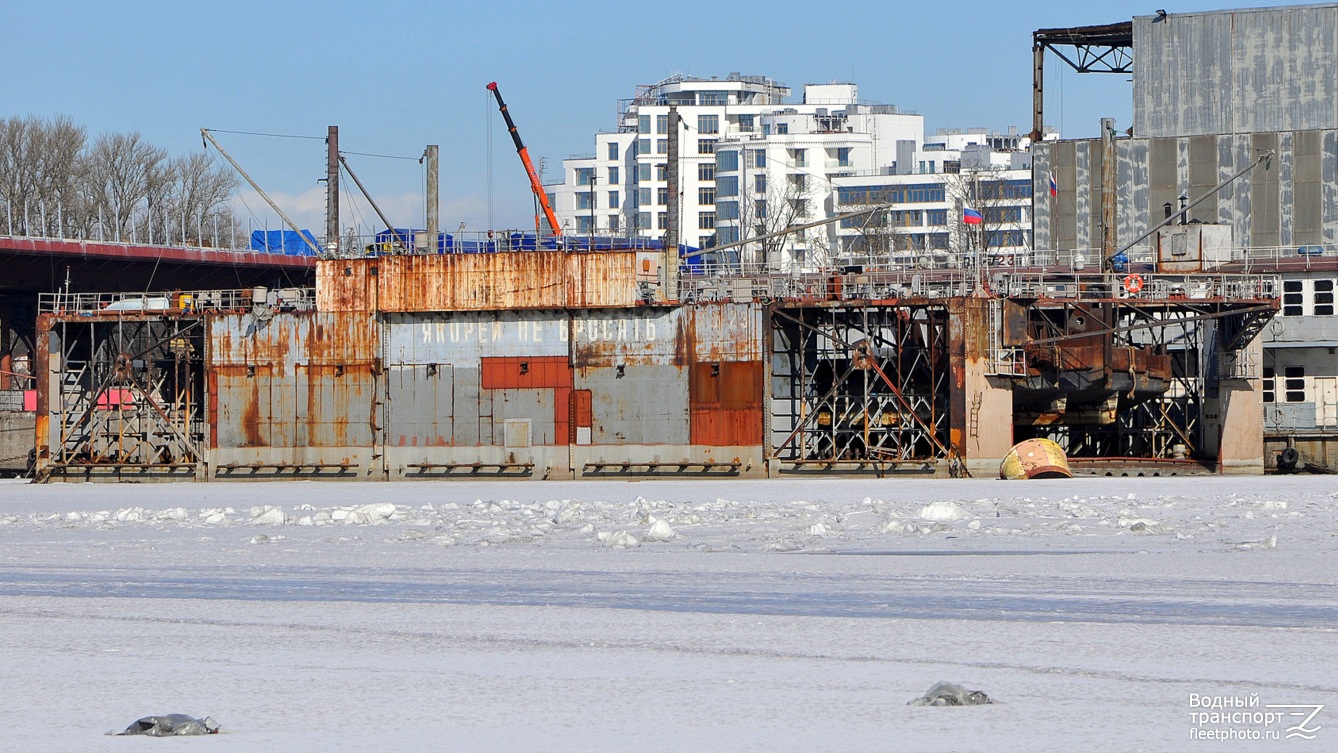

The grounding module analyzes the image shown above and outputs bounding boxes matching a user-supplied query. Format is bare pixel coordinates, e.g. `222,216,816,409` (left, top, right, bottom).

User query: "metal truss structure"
769,303,952,472
40,315,206,480
1006,295,1275,462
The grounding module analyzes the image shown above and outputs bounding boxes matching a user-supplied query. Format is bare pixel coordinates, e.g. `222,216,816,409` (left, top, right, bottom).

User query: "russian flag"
1049,171,1058,197
963,207,983,225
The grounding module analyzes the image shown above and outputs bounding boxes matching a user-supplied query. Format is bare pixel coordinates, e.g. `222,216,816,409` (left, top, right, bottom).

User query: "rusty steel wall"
209,312,379,475
316,253,639,313
570,307,691,448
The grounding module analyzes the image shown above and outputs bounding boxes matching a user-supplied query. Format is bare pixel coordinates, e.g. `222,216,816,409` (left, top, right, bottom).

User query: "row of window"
636,112,748,135
1263,366,1306,403
576,166,620,186
837,184,948,205
1281,279,1335,317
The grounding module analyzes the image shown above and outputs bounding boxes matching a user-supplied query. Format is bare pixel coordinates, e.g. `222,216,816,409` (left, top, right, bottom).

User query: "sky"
5,0,1311,237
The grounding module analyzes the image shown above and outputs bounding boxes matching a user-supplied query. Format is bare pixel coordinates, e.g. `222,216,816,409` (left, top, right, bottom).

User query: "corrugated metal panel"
1134,6,1338,138
576,364,690,445
690,360,763,446
377,253,567,311
383,311,568,362
209,313,377,450
481,356,570,390
316,260,378,312
570,308,686,367
565,253,638,308
316,252,639,313
689,303,762,361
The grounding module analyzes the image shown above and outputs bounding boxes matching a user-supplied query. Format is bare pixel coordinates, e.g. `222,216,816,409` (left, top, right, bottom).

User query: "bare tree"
0,115,86,235
737,170,815,271
946,168,1032,265
160,152,241,246
81,132,170,240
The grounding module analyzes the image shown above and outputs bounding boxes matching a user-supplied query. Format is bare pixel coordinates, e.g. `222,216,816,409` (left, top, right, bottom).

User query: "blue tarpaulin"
249,230,322,256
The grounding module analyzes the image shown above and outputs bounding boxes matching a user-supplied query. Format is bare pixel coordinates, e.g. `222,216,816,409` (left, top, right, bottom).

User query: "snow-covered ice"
1,475,1335,751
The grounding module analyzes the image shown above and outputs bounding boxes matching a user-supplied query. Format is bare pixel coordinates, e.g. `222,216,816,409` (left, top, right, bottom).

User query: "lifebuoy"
1123,274,1144,294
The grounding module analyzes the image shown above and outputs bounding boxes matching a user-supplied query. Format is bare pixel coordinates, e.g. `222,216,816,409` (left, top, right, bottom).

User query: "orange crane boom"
487,82,562,237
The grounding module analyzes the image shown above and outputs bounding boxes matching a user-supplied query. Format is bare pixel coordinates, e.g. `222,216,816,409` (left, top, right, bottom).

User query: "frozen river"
1,475,1334,750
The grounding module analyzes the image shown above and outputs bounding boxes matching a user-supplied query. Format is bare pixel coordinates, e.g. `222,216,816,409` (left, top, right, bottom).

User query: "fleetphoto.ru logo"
1188,693,1324,741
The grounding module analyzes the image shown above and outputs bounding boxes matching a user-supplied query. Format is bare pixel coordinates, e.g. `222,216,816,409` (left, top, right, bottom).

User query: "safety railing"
38,287,316,315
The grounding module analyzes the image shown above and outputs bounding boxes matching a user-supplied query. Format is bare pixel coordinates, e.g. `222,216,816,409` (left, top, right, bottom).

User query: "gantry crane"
487,82,562,237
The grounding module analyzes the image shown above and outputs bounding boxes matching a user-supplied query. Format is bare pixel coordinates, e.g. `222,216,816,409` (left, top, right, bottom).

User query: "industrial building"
1032,3,1338,471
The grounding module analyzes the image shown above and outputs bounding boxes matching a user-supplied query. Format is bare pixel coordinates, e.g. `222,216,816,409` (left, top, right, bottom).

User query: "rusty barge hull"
33,253,1278,481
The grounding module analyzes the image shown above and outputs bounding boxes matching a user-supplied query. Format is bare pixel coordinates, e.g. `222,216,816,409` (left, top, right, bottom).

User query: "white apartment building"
552,73,1046,271
551,75,921,254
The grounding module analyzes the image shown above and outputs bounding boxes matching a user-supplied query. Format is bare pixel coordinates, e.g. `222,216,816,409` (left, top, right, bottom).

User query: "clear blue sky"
6,0,1307,235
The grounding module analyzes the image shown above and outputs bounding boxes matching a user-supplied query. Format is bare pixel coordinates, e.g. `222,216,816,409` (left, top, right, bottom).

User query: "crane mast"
487,82,562,237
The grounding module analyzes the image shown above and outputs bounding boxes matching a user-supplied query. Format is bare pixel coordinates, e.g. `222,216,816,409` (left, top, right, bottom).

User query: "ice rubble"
0,483,1321,553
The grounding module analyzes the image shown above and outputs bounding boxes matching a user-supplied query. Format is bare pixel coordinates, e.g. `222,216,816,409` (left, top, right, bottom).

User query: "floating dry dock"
33,250,1277,481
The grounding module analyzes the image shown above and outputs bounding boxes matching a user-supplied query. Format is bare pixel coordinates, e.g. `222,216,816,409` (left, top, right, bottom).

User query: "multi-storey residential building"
553,74,1043,272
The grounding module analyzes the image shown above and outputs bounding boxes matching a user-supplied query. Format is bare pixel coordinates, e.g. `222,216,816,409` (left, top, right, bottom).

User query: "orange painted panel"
481,355,572,390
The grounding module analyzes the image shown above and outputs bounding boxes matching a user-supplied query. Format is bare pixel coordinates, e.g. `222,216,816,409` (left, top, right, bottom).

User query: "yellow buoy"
1000,438,1072,480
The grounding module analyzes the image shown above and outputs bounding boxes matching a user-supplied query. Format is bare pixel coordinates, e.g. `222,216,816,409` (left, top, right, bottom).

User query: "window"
638,188,652,207
607,166,619,185
638,138,650,155
638,212,651,230
608,214,619,232
698,139,717,155
788,174,806,191
717,200,739,220
700,234,716,248
576,167,594,186
607,142,619,161
1283,280,1303,317
928,233,950,250
699,187,715,205
1263,367,1275,403
925,209,947,226
576,192,594,210
608,191,619,209
698,162,715,181
836,147,851,167
754,199,767,219
790,198,807,216
699,212,716,230
656,114,669,134
637,164,651,182
656,138,667,154
638,115,650,134
716,226,739,244
753,149,766,168
656,164,667,181
776,123,788,135
738,114,754,132
789,148,806,167
1285,366,1306,403
716,150,739,172
984,206,1023,224
754,174,767,194
716,176,738,197
657,211,668,230
657,187,669,205
1316,279,1334,316
698,114,719,134
699,91,727,106
576,216,593,234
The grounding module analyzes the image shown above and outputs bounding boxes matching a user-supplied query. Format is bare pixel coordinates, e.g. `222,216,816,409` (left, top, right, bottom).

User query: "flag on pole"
963,207,983,225
1048,171,1058,198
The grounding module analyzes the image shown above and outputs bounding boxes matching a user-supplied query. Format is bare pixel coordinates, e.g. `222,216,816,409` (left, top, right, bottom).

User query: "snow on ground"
1,475,1335,751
